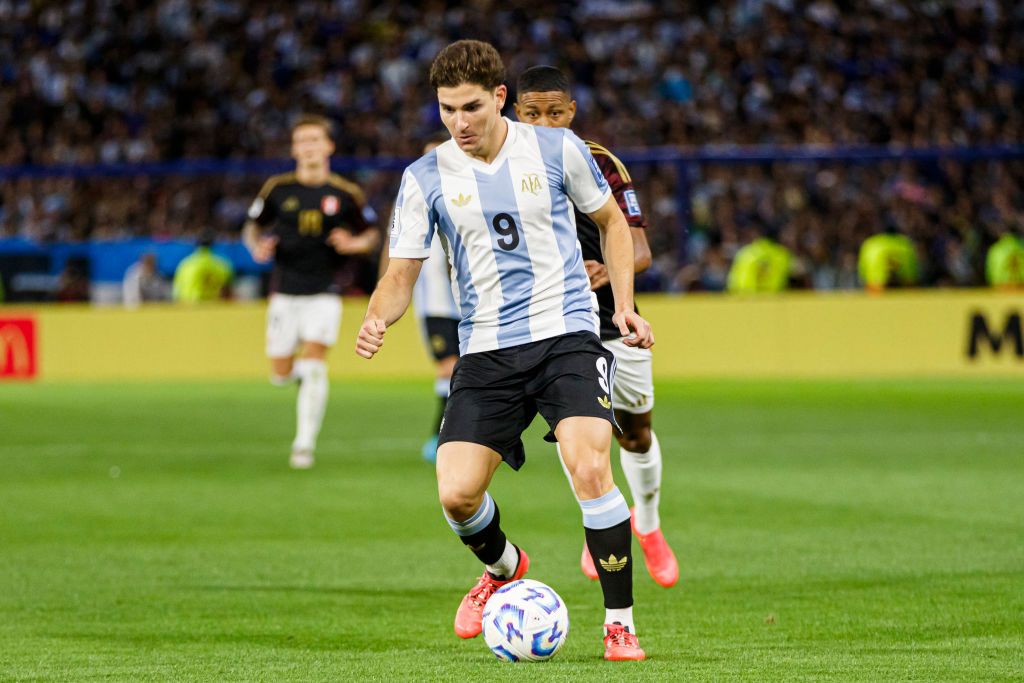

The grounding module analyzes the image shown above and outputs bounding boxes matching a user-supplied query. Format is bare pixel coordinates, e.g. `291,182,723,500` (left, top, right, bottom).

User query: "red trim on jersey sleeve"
593,152,648,229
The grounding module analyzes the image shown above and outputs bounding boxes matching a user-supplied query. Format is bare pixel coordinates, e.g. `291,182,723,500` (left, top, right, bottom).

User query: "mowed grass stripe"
0,379,1021,681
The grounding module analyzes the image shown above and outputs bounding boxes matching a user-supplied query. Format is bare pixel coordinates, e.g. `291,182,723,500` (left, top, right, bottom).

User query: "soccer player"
514,66,679,589
379,134,461,463
356,40,653,661
244,114,379,469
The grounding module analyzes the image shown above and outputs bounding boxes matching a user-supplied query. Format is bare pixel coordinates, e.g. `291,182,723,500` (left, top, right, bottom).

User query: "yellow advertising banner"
3,290,1022,381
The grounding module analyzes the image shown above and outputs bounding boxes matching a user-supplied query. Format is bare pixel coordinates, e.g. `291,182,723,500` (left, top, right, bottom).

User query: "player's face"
291,125,335,167
514,91,576,129
437,83,507,159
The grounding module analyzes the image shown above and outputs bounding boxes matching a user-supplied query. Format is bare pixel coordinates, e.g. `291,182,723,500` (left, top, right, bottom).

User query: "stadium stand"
1,1,1022,294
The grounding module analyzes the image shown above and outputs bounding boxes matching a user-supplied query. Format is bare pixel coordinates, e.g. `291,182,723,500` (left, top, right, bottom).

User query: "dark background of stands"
1,1,1022,300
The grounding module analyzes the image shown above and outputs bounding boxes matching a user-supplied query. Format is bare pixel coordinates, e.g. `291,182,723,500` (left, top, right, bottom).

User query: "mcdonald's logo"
0,318,37,380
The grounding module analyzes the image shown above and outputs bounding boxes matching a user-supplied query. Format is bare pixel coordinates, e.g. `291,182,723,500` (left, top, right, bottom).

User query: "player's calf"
580,487,637,635
444,492,528,638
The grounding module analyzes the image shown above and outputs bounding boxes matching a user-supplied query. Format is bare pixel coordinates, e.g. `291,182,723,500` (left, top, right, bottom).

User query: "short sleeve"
589,145,647,229
561,130,612,215
340,193,371,233
389,168,434,259
247,179,278,226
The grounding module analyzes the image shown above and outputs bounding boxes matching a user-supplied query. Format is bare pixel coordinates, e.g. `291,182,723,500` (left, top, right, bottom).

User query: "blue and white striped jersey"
390,118,612,355
412,232,459,321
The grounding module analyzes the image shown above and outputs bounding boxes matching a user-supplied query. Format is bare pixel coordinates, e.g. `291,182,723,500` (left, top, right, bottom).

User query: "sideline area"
1,290,1022,381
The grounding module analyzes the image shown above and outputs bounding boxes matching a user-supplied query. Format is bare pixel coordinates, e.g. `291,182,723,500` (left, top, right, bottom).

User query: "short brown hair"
429,40,505,91
291,114,334,140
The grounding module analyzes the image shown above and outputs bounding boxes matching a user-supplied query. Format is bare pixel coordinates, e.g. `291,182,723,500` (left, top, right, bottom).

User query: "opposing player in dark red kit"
515,66,679,588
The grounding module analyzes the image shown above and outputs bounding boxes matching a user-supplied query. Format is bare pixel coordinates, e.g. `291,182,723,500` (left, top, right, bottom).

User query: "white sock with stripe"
486,540,519,580
620,431,662,535
292,359,328,452
605,607,635,633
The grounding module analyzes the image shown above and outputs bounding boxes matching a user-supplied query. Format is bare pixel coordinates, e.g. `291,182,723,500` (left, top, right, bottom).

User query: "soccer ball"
481,579,569,662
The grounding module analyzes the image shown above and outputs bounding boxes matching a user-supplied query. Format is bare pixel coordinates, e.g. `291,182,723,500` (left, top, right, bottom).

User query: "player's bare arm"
587,196,654,348
584,227,651,290
356,257,423,359
242,220,277,263
327,226,381,255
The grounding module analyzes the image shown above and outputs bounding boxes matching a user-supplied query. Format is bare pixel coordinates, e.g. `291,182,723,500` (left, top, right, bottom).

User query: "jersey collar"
463,117,516,174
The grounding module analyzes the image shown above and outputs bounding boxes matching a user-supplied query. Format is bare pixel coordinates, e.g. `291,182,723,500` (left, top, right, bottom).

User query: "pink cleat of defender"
580,542,599,580
631,508,679,588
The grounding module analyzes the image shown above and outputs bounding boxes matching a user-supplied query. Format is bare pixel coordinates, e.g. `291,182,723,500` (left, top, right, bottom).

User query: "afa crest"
520,173,543,195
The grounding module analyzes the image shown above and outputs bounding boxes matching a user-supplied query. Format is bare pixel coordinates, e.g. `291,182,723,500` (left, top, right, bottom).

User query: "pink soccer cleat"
580,542,599,580
603,623,646,661
453,548,530,639
631,508,679,588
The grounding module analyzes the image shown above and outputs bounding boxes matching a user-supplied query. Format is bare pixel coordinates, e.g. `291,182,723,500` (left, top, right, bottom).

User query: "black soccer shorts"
438,331,618,470
424,316,460,361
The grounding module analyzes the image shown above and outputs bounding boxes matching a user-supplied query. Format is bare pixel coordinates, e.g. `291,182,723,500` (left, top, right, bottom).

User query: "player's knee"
437,487,482,522
618,425,652,453
568,456,612,500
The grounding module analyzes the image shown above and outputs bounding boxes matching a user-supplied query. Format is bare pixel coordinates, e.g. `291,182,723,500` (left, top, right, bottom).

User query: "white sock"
620,431,662,535
292,359,328,452
269,367,298,386
605,607,635,633
555,443,581,501
485,540,519,580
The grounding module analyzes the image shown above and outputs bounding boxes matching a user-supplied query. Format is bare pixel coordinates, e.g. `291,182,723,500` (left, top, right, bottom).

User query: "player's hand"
251,236,277,263
327,228,360,254
584,260,610,290
614,310,654,349
356,318,387,359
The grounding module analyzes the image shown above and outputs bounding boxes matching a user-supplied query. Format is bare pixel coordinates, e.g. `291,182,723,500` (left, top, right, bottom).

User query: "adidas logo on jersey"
600,554,628,572
451,193,472,207
597,395,611,409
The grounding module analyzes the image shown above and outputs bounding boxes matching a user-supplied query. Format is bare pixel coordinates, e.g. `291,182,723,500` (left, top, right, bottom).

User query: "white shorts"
265,293,342,358
603,336,655,414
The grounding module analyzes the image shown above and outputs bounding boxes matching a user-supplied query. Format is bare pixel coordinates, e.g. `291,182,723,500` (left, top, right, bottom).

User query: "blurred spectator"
858,228,919,293
123,252,170,307
985,228,1024,289
172,234,233,303
1,1,1023,290
54,257,90,302
726,229,792,294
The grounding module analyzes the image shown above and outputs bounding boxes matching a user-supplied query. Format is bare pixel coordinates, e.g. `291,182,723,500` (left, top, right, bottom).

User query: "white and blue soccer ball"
481,579,569,662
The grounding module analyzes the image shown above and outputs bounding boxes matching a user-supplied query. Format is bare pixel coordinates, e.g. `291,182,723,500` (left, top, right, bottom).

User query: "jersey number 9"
491,213,520,251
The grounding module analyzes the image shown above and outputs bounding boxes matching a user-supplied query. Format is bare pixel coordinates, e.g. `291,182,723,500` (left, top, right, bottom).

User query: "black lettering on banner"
966,311,1023,359
491,213,520,251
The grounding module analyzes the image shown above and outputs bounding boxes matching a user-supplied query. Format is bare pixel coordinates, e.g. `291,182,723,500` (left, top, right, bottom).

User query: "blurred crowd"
1,0,1022,290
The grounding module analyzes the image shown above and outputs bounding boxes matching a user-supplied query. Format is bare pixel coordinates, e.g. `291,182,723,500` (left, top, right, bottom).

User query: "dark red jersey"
573,141,648,340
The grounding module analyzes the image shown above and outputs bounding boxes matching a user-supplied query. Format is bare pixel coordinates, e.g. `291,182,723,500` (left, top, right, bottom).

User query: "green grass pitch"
1,378,1022,681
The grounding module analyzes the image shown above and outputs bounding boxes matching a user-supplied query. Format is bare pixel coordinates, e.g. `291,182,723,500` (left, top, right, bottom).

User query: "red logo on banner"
321,195,339,216
0,318,37,380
